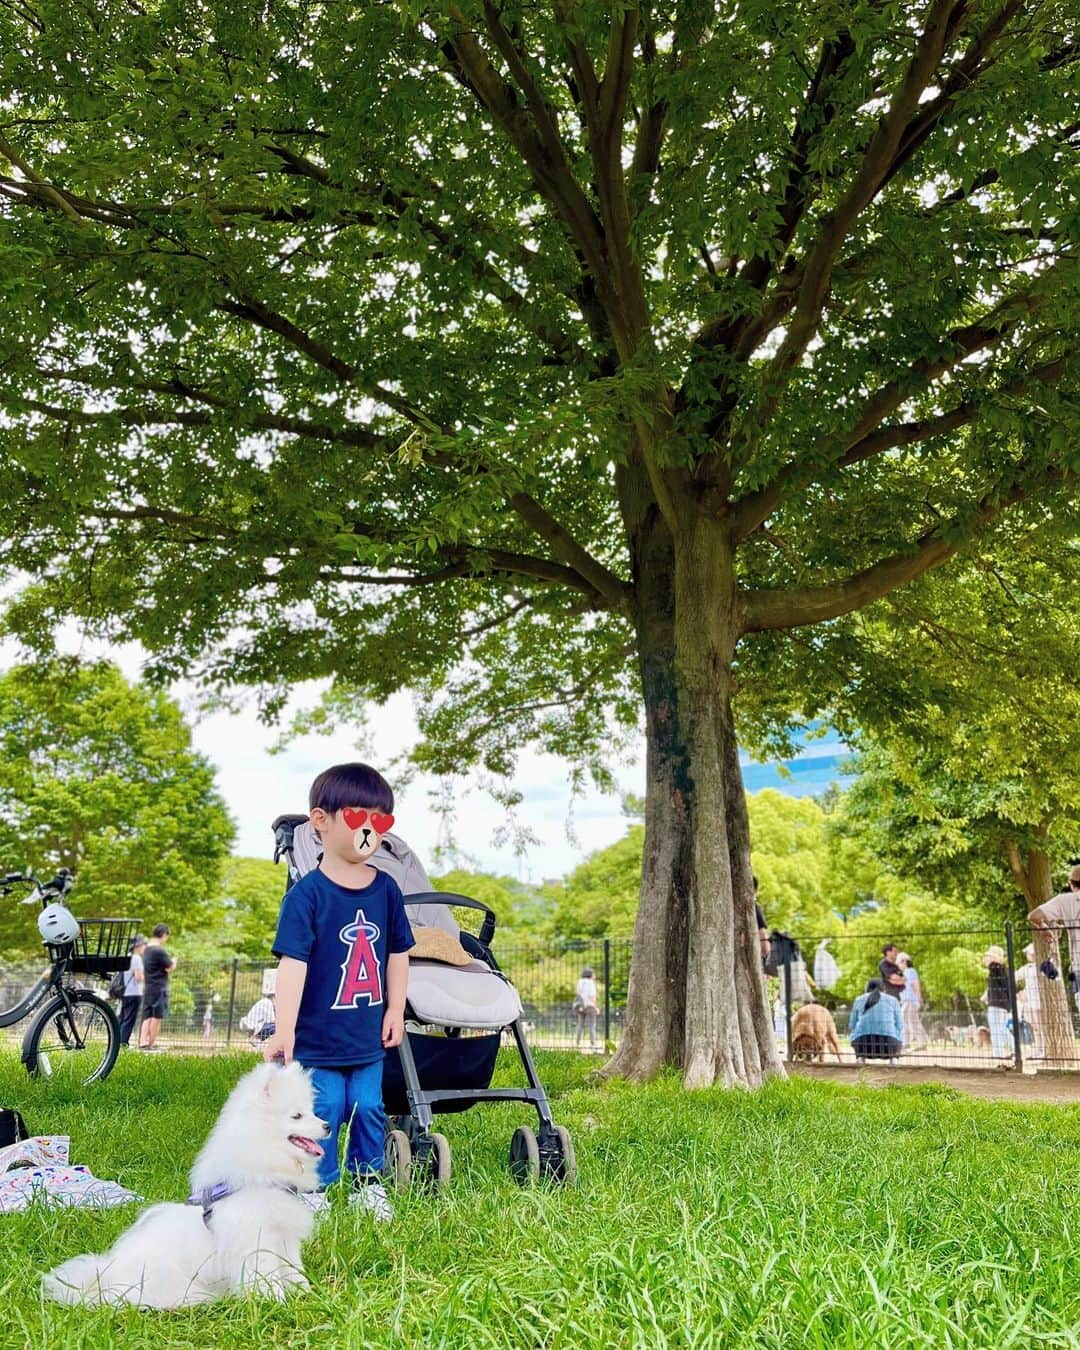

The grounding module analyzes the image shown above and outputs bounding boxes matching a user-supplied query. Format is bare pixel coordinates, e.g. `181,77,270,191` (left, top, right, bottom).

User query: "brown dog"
790,1002,842,1063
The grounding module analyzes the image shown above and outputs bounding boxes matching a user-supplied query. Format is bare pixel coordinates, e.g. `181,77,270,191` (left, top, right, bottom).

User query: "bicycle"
0,868,141,1084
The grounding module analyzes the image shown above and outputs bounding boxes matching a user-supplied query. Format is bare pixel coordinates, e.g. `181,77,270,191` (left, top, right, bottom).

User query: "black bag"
107,970,126,1000
0,1108,28,1148
764,930,801,977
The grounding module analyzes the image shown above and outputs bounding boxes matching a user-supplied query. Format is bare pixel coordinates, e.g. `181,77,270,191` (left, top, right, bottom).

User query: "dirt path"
791,1062,1080,1105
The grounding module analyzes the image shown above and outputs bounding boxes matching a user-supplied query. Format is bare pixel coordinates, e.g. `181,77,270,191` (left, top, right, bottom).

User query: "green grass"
0,1050,1079,1348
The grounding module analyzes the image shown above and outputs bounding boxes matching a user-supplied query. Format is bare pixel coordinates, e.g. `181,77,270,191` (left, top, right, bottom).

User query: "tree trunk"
605,484,783,1088
1005,837,1074,1063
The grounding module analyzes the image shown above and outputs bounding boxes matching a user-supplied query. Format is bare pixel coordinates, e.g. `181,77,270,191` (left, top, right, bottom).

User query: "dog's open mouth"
288,1135,324,1158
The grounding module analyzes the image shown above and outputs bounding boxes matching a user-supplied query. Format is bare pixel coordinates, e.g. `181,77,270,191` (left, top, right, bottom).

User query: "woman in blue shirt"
849,978,904,1061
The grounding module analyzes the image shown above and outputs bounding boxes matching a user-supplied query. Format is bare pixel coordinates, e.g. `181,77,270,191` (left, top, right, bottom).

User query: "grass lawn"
0,1049,1079,1348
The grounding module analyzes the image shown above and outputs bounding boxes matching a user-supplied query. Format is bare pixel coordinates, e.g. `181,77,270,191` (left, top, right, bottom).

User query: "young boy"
263,763,414,1220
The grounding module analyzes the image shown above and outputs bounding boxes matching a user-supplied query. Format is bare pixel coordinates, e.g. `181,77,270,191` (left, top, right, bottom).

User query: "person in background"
202,997,215,1041
240,991,276,1044
1028,865,1080,1007
849,978,903,1061
753,876,770,968
897,952,929,1052
138,923,176,1052
117,934,147,1048
878,944,906,999
1015,942,1044,1059
982,944,1012,1064
574,966,599,1051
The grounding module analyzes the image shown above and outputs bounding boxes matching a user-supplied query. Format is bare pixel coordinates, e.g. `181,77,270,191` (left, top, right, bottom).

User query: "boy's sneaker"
348,1180,393,1223
299,1191,330,1215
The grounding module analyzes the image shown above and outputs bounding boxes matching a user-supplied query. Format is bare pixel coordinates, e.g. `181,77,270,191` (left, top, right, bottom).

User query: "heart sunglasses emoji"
342,807,395,835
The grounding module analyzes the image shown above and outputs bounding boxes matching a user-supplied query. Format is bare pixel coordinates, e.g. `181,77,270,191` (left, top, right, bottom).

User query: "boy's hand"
382,1010,404,1048
262,1030,295,1064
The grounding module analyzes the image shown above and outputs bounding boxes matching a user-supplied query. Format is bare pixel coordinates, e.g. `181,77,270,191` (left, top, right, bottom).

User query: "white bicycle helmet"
38,904,80,945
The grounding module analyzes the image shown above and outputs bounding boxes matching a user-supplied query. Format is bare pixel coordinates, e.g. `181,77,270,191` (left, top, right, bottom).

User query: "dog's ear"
245,1061,278,1098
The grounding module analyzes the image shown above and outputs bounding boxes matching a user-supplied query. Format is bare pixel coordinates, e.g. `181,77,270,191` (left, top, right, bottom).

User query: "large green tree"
0,1,1077,1085
833,539,1080,914
0,660,234,953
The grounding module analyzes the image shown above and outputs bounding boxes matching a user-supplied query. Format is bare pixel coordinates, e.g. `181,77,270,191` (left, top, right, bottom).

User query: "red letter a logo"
332,911,383,1008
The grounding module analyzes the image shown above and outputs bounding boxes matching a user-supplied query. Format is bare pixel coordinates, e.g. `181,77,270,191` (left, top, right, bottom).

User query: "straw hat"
983,944,1006,965
409,926,472,967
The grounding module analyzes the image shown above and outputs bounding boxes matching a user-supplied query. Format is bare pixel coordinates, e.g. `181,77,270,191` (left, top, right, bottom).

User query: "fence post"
225,958,238,1047
603,938,611,1045
783,959,793,1064
1005,921,1023,1070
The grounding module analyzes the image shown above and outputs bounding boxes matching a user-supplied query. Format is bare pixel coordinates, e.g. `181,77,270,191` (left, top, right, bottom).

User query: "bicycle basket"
47,919,144,975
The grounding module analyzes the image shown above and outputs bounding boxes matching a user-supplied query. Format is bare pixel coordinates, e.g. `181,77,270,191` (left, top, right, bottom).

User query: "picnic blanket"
0,1136,140,1213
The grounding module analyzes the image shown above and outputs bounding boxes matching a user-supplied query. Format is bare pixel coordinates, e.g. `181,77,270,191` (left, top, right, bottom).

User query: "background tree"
0,1,1077,1085
433,868,552,935
823,535,1080,906
0,660,234,954
211,856,287,958
828,539,1080,1056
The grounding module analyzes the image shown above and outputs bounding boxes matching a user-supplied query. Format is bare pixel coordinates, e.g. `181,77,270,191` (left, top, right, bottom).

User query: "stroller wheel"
509,1125,540,1184
384,1128,413,1192
421,1132,452,1191
543,1125,577,1185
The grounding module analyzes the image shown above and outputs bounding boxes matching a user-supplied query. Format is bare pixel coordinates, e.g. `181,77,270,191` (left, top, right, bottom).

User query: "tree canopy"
0,659,234,953
0,0,1076,1085
833,538,1080,910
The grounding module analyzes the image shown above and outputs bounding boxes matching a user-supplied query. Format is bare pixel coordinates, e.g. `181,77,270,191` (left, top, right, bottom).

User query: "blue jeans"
307,1062,385,1190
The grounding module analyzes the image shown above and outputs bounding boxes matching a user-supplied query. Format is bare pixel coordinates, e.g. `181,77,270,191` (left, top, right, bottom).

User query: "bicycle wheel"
22,990,120,1084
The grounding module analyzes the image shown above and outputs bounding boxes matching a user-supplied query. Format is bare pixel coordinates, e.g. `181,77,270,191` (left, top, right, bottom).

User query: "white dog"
43,1061,328,1308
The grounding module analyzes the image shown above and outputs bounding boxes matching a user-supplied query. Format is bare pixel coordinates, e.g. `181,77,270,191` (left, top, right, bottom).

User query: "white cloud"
0,624,642,882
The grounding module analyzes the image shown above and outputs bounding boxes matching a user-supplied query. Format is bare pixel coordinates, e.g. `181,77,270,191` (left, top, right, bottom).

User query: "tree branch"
508,489,632,610
879,0,1027,191
215,292,439,430
0,132,84,224
730,272,1065,539
741,462,1077,632
15,395,387,449
694,31,858,357
834,357,1069,470
434,7,635,351
321,539,614,604
90,504,616,607
734,0,966,444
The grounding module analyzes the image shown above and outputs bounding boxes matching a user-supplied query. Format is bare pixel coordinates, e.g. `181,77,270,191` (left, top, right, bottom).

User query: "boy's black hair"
152,923,170,939
882,942,896,956
309,762,394,815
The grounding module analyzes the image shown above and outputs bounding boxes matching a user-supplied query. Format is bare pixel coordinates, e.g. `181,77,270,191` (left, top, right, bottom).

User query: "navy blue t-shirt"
272,867,415,1067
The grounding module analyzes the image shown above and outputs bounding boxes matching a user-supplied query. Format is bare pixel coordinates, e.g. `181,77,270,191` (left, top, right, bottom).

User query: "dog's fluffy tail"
42,1254,108,1306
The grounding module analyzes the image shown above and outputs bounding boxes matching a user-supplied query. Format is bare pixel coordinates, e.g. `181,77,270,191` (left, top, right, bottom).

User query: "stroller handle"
406,891,497,947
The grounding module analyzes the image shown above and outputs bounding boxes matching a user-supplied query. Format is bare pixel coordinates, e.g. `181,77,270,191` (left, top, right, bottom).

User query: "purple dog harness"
186,1181,300,1227
186,1182,238,1226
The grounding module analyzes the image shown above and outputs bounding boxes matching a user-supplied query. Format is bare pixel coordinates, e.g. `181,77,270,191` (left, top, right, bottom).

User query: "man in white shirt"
1028,865,1080,1003
240,992,276,1043
1015,942,1045,1057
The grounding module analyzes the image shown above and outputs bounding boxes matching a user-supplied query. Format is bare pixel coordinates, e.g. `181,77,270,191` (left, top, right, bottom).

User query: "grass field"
1,1049,1079,1348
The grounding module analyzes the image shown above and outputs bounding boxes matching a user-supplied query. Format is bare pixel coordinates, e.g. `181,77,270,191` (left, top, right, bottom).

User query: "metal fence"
778,921,1080,1072
0,938,636,1058
2,921,1079,1072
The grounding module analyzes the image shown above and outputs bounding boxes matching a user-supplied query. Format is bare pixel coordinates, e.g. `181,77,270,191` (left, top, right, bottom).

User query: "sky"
179,694,851,882
1,626,852,883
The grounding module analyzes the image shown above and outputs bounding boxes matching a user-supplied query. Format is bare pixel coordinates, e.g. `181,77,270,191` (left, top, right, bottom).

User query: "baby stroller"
271,816,576,1189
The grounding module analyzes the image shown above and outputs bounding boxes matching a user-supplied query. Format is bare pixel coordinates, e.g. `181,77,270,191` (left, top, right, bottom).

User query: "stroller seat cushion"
406,959,523,1030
